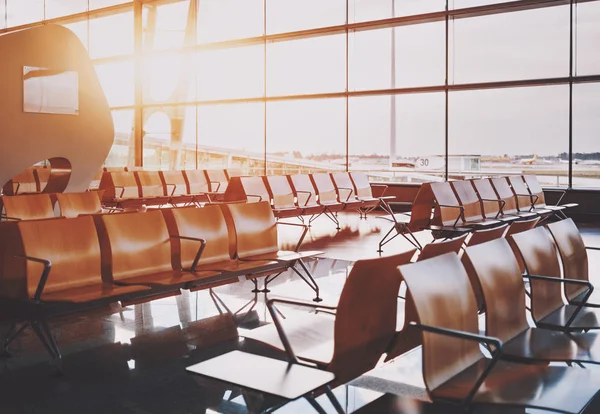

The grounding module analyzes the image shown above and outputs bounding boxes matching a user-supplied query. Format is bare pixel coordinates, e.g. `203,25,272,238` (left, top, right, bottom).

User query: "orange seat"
264,175,304,219
489,177,538,219
99,171,143,209
287,174,325,217
56,192,103,218
331,172,378,218
96,210,216,288
452,180,515,225
309,173,349,212
417,233,468,262
162,205,279,289
523,174,578,218
205,169,229,193
135,171,170,206
159,170,195,205
3,167,38,195
1,193,55,220
225,176,270,203
184,169,219,202
220,201,323,300
34,166,51,193
225,168,243,180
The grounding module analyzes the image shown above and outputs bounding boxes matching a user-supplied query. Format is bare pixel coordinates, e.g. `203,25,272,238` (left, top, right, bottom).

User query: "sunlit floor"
1,211,600,413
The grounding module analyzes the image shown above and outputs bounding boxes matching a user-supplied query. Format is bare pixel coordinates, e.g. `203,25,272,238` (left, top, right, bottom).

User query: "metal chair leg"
325,386,345,414
290,260,322,302
305,394,328,414
3,322,29,356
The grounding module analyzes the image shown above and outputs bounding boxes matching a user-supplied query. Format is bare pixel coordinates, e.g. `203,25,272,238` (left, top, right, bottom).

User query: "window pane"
450,7,570,83
575,1,600,76
349,93,445,183
349,22,445,91
143,0,191,51
197,45,264,101
7,0,44,27
197,103,265,174
90,0,130,10
449,86,569,186
95,60,135,107
266,0,345,34
143,53,196,104
63,20,89,50
349,0,445,23
45,0,87,20
198,0,263,44
143,107,197,170
105,109,134,168
267,99,345,174
267,35,345,96
90,11,134,58
573,83,600,188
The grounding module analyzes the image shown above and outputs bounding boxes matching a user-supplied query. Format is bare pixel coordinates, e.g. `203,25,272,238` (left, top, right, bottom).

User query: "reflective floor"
1,213,600,413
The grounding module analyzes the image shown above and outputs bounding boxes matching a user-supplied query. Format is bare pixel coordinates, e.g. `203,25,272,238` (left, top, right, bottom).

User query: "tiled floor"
1,212,600,413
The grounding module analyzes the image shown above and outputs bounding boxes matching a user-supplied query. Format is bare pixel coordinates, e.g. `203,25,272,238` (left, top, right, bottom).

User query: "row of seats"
379,174,576,251
98,169,242,208
223,172,393,227
0,202,322,364
0,191,107,221
197,217,600,413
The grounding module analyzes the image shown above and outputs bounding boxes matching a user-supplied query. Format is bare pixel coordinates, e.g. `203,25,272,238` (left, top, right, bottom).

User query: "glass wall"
1,0,599,187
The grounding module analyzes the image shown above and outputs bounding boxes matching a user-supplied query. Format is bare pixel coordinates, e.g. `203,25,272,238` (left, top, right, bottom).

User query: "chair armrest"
245,194,263,202
480,198,506,218
523,274,593,328
514,193,537,210
165,183,177,197
114,186,126,199
544,188,567,205
1,215,22,221
209,181,221,192
585,246,600,252
276,222,308,252
410,322,503,406
295,190,313,206
336,187,354,202
13,182,21,195
266,297,337,364
14,255,52,304
170,235,206,272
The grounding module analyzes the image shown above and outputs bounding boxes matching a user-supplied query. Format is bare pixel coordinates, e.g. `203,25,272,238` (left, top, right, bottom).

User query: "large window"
3,0,599,189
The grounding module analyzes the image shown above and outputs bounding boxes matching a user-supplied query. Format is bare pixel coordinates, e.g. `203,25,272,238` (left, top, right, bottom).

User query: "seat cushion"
118,270,215,287
41,283,150,303
244,250,322,262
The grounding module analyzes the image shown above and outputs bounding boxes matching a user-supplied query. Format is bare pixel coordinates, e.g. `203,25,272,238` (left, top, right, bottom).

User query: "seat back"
464,238,529,342
265,175,297,209
18,216,103,298
490,177,519,214
310,173,339,204
162,205,232,268
504,216,541,273
450,180,484,223
398,253,482,397
97,210,173,281
417,233,468,262
2,194,55,220
429,181,462,226
349,172,373,198
3,167,38,195
509,227,563,321
330,172,355,201
184,170,211,194
328,250,416,382
239,176,271,203
406,182,435,232
56,192,103,218
465,224,507,247
220,201,278,259
136,171,167,198
507,176,534,212
471,179,501,219
205,169,228,192
288,174,317,207
160,171,189,196
546,218,589,302
100,171,140,201
522,175,547,207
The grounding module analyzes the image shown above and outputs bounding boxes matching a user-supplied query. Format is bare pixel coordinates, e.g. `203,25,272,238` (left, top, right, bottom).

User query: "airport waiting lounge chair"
1,193,55,220
452,180,517,224
287,174,329,226
489,177,540,220
349,171,396,213
205,169,229,193
510,227,600,331
507,175,554,218
55,191,104,217
398,253,600,413
466,238,600,366
264,175,305,219
330,172,379,218
523,174,578,219
547,218,600,307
